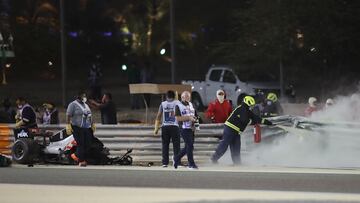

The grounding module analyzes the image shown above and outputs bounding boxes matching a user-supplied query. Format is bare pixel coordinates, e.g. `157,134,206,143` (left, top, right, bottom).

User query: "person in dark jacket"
89,93,117,124
262,92,283,117
211,96,273,165
13,97,37,140
252,91,266,117
1,98,16,123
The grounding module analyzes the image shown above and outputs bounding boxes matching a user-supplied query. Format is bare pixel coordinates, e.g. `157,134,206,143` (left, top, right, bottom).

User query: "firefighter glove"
263,119,273,126
175,91,179,100
66,124,73,135
15,120,24,128
154,120,160,135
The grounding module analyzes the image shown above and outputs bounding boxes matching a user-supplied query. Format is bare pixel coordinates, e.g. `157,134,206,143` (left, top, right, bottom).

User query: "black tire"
237,94,247,106
11,138,39,164
191,92,204,111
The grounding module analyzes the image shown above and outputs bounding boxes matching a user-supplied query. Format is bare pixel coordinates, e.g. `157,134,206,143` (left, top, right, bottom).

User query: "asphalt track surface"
1,165,360,193
1,165,360,203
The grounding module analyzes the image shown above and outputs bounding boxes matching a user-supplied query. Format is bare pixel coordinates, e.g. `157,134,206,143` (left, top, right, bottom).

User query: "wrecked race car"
11,128,132,166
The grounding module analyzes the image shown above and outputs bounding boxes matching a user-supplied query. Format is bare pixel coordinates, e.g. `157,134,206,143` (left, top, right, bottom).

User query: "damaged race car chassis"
11,128,133,166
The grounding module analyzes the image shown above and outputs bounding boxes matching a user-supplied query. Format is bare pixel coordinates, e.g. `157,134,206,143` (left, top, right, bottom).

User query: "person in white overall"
173,91,198,169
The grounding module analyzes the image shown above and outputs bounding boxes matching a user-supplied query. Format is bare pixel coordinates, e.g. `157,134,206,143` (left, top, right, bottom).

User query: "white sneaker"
187,165,199,170
162,165,168,168
172,155,178,169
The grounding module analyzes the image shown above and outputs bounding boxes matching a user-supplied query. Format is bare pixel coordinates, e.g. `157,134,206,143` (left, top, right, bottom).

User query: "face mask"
17,105,23,109
217,95,224,103
182,101,189,106
82,97,87,103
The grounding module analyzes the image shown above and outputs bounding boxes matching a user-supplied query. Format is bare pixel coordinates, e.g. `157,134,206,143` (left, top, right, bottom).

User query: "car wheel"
191,93,204,111
11,138,39,164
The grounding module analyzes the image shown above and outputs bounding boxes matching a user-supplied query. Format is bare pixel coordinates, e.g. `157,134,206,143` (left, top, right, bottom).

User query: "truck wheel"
11,138,39,164
192,93,204,111
237,94,247,105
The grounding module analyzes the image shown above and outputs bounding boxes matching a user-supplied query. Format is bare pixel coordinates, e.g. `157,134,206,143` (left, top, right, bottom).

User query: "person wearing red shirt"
304,97,318,117
206,90,233,123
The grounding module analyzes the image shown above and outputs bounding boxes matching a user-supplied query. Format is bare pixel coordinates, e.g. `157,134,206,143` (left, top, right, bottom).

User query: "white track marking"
12,164,360,175
1,184,360,203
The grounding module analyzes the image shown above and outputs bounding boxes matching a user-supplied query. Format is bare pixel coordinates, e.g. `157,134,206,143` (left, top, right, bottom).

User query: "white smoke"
311,92,360,122
240,92,360,168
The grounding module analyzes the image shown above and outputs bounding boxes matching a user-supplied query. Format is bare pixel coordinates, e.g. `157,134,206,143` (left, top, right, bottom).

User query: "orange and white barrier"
0,124,12,155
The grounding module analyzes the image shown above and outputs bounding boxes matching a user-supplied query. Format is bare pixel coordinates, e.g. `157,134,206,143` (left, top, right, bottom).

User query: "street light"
122,64,127,71
160,48,166,55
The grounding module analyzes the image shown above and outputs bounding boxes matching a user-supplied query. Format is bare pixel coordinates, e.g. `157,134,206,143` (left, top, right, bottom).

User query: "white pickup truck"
182,66,280,110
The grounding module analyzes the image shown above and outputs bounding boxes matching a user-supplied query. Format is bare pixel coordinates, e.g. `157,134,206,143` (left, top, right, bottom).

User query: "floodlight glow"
160,48,166,55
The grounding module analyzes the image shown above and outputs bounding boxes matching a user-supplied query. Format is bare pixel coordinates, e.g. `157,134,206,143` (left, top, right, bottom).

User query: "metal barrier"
1,123,286,164
0,124,12,155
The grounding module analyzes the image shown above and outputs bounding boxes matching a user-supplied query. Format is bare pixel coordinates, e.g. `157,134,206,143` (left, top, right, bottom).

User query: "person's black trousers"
175,128,196,167
161,125,180,165
72,125,93,162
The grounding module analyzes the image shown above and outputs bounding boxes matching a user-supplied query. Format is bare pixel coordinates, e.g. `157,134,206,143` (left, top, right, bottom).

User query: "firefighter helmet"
267,92,278,102
243,96,256,107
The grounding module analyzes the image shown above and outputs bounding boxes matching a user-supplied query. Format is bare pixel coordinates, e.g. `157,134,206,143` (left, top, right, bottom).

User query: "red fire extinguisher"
254,124,261,143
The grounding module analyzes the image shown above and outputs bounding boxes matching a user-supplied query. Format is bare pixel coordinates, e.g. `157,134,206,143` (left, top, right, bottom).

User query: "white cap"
216,89,224,95
308,97,317,107
326,98,334,105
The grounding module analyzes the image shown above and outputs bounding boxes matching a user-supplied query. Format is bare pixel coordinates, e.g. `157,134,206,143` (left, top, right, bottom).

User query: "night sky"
1,0,360,103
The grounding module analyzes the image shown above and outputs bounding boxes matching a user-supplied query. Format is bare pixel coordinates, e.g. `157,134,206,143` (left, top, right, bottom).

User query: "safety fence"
0,122,286,164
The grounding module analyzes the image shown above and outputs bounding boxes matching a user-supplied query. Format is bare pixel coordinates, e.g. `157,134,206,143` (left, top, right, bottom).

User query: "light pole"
169,0,176,84
278,0,284,98
60,0,67,106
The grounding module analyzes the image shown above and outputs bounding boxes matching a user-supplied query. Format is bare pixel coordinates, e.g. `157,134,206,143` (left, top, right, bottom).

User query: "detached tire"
191,93,204,111
12,138,39,164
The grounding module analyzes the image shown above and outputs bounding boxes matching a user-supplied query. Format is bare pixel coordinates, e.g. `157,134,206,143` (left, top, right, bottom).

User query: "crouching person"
66,91,96,167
